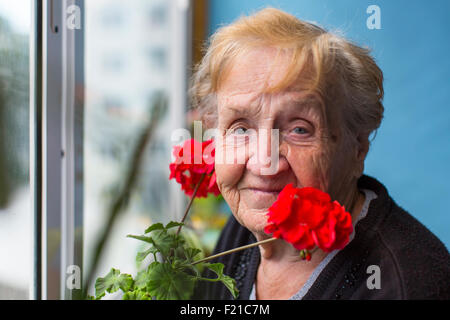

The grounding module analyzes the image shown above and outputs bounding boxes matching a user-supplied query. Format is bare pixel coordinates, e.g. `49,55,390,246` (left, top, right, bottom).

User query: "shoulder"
359,175,450,299
376,200,450,299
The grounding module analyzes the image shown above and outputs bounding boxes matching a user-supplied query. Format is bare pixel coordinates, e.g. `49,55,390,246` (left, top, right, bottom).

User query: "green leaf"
123,290,151,300
165,221,184,230
151,231,177,258
206,263,224,276
219,274,239,299
184,247,202,262
127,234,153,244
206,263,239,299
128,231,186,262
145,223,165,234
134,269,149,290
136,247,158,264
147,262,196,300
95,268,134,299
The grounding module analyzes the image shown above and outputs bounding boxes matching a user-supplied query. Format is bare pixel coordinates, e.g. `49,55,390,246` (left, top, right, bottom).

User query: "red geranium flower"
264,184,353,255
169,139,221,198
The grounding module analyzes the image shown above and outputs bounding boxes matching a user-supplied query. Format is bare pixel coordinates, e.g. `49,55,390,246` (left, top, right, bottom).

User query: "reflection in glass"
83,0,175,296
0,0,30,299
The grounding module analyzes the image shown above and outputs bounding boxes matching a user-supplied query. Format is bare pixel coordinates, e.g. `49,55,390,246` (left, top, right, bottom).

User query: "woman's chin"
233,190,280,233
236,208,271,236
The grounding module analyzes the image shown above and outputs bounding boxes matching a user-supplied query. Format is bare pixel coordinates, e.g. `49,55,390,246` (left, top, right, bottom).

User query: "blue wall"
209,0,450,248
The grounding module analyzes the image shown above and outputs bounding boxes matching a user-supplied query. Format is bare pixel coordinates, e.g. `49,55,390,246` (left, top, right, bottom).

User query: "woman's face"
215,47,357,237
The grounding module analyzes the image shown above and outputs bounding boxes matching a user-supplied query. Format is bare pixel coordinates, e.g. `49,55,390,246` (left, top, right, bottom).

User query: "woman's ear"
355,132,370,178
357,132,370,160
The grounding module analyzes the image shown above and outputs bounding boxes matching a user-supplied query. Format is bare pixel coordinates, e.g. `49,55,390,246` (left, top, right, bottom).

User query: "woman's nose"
246,129,289,176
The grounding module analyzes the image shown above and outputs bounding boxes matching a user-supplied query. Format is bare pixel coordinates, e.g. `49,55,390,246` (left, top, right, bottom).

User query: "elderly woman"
192,8,450,299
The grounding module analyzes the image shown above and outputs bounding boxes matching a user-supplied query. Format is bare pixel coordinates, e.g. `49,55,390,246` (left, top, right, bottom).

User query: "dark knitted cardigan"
194,175,450,300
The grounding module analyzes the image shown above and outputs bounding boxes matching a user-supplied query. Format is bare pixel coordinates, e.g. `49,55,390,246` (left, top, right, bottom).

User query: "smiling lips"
240,188,282,209
247,188,282,195
242,183,289,193
239,184,292,209
244,188,283,204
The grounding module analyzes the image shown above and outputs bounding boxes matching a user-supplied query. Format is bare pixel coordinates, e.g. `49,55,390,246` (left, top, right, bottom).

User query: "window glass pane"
0,0,31,300
83,0,177,296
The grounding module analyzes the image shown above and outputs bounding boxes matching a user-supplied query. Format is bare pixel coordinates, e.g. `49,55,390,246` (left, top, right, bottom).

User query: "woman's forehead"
218,90,319,109
217,46,294,94
215,46,327,123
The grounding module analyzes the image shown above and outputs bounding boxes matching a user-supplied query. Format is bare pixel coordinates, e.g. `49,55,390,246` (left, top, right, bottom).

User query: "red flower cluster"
264,184,353,254
169,139,221,198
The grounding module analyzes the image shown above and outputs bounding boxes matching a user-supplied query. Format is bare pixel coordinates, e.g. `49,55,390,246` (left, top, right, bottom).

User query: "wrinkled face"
215,47,358,237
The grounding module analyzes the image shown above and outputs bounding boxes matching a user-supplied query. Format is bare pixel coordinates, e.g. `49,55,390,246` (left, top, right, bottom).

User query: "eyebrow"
223,96,321,117
223,104,256,117
284,97,323,114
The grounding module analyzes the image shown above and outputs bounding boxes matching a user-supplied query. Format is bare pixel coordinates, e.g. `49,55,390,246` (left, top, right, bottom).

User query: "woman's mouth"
248,188,281,195
240,188,281,209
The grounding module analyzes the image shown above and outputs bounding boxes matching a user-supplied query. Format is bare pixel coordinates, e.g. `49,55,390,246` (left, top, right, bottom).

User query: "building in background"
83,0,181,296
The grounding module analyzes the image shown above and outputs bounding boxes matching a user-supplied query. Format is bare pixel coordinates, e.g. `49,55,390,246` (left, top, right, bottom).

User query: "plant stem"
191,237,278,265
176,172,206,236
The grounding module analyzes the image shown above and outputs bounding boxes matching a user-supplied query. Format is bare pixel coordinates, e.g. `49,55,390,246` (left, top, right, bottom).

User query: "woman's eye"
292,127,308,135
233,127,248,135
